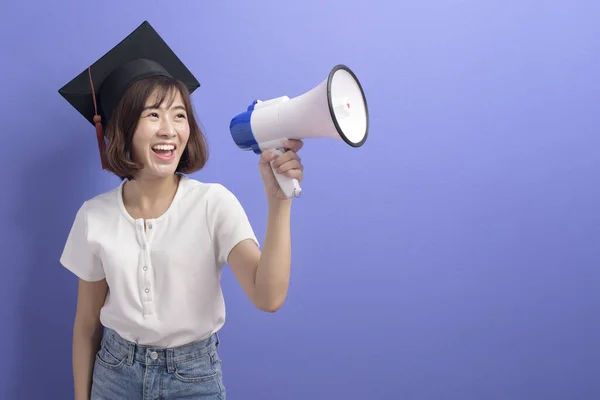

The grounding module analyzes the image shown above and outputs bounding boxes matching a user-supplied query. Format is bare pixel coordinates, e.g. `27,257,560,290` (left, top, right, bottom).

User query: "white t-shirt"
60,174,259,348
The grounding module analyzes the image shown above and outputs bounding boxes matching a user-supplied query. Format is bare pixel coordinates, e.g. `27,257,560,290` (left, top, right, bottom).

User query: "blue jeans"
91,328,226,399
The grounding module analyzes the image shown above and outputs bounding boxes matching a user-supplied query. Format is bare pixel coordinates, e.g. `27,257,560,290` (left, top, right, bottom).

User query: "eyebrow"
143,105,187,111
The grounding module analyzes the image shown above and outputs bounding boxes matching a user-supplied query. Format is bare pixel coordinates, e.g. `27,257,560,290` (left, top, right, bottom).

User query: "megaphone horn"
229,64,369,198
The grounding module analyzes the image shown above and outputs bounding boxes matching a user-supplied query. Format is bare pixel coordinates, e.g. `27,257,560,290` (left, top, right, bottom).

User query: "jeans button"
150,351,158,360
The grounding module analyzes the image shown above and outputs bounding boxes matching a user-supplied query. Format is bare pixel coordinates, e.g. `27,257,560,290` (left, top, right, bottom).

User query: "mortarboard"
58,20,200,169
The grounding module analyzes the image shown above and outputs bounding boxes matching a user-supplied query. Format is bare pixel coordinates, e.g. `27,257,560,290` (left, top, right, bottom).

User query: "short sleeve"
60,202,105,282
208,185,259,266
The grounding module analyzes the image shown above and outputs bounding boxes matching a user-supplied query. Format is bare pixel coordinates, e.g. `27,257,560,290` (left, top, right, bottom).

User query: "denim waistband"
101,327,220,367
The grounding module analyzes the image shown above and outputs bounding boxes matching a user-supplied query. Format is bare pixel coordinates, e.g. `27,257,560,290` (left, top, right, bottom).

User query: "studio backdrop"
0,1,599,399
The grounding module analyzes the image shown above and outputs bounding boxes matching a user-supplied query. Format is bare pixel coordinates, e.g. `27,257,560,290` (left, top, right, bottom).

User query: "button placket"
144,220,155,299
139,219,152,302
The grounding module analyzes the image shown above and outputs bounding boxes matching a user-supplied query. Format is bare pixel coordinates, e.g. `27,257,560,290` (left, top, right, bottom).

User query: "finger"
285,139,304,153
259,150,278,164
282,168,303,182
275,159,303,174
271,151,300,169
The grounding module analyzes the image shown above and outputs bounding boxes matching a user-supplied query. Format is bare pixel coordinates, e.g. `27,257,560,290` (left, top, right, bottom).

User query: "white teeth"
152,144,175,151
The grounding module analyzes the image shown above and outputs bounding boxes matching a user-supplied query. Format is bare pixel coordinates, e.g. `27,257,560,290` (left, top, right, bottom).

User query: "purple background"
1,1,599,399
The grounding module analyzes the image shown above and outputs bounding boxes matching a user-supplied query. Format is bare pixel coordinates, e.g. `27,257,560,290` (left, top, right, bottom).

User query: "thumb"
260,150,277,164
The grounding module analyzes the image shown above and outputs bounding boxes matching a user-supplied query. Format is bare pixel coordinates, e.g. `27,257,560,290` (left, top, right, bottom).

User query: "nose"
158,118,176,137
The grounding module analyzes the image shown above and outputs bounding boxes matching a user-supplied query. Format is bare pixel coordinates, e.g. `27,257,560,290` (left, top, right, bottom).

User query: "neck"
122,173,181,219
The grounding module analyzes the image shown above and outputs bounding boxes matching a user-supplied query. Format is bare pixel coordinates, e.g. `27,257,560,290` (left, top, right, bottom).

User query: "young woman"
59,22,303,400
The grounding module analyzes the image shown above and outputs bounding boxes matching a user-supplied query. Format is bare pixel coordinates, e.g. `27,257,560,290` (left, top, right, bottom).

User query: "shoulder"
80,183,122,219
178,176,251,226
179,176,242,206
65,181,124,232
181,178,258,260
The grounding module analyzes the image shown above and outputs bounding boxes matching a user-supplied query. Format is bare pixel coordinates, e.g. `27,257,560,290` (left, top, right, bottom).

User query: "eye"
143,110,159,119
176,113,187,119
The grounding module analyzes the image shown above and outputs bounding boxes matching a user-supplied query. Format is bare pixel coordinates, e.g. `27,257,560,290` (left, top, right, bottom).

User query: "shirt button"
145,288,149,293
148,224,153,229
143,266,148,271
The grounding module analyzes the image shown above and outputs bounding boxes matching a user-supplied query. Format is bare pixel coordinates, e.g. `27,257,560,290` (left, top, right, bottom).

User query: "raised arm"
228,199,292,312
228,139,303,312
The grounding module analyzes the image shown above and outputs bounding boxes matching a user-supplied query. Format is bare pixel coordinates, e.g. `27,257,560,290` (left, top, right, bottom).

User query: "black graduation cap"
58,20,200,169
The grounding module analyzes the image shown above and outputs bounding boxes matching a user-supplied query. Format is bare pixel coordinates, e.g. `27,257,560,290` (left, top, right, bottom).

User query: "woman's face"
130,88,190,180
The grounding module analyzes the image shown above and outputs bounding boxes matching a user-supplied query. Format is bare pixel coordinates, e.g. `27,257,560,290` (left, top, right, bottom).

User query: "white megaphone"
229,64,369,199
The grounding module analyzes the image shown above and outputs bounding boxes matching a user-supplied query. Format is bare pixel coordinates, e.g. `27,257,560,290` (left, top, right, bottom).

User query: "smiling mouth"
152,144,176,158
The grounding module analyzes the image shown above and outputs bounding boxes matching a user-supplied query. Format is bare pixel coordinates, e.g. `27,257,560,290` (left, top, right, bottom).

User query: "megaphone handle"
269,148,302,199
